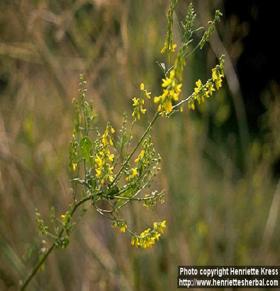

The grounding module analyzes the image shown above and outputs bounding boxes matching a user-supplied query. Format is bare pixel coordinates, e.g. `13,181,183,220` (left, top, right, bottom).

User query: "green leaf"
80,136,92,162
105,185,120,199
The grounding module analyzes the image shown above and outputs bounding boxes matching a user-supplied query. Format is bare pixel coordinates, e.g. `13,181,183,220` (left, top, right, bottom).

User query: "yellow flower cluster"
131,83,151,121
95,125,115,185
140,82,151,99
161,42,177,54
131,220,167,248
153,220,167,233
135,149,145,163
113,220,128,233
132,97,146,121
126,149,145,181
154,69,182,114
126,167,138,181
211,66,224,90
188,56,224,110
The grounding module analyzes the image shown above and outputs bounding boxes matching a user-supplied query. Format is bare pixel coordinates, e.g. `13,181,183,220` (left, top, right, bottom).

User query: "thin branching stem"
110,112,160,186
172,93,194,111
20,1,225,287
20,194,93,290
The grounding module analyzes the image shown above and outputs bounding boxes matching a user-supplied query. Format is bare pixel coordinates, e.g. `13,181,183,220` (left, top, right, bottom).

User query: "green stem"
172,93,193,110
21,113,160,290
20,194,93,290
110,112,159,186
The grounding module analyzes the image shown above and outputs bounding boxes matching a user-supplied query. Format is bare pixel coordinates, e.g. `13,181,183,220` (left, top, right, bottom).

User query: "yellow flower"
212,68,218,81
130,220,166,249
108,153,114,162
113,221,128,233
131,236,137,246
154,68,182,115
188,101,195,110
139,82,151,99
153,232,161,240
132,97,140,106
126,167,138,181
95,168,102,177
135,150,145,163
215,78,223,89
162,77,172,88
131,167,138,177
94,125,115,185
194,79,203,94
163,101,173,113
101,127,114,146
169,69,175,79
132,97,146,120
72,163,77,171
161,41,177,54
171,43,177,52
154,220,167,234
141,107,147,114
120,225,127,233
205,82,215,97
144,91,151,99
102,135,108,146
176,83,182,93
212,67,224,90
154,96,160,104
95,154,104,167
189,64,223,110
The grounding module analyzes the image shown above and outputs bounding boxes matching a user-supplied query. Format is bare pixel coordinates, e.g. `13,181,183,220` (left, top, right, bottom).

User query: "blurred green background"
0,0,279,290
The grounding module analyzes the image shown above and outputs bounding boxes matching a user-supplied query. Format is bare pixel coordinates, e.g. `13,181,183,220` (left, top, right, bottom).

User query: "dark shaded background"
224,0,279,131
